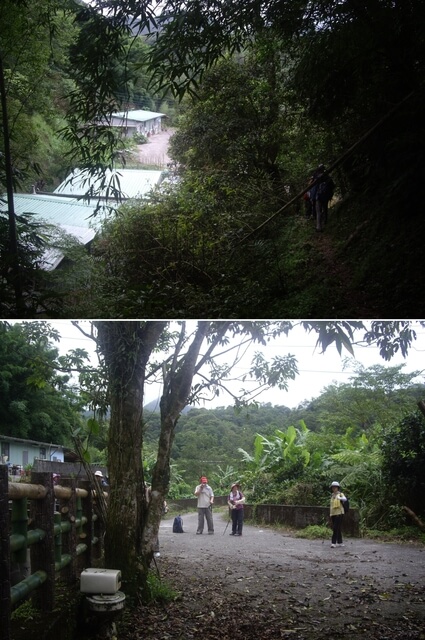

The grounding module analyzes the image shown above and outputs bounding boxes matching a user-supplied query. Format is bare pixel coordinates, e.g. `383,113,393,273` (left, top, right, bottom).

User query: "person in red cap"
194,476,214,534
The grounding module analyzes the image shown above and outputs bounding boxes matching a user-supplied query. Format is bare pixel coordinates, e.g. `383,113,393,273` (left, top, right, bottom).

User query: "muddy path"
121,510,425,640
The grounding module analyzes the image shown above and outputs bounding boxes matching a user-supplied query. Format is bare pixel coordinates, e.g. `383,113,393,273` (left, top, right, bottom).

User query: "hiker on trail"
312,164,335,232
227,482,245,536
194,476,214,534
329,481,347,547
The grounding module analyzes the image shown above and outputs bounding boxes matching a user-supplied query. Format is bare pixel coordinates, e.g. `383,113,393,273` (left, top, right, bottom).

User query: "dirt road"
121,510,425,640
137,128,175,167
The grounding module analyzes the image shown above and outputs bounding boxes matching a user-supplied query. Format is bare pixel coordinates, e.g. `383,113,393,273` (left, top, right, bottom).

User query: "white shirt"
195,483,214,508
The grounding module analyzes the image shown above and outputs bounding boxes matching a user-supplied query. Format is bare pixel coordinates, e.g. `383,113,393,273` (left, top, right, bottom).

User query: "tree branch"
403,506,425,531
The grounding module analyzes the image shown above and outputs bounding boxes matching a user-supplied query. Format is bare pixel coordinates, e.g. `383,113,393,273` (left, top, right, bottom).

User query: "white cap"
330,481,340,487
94,470,103,477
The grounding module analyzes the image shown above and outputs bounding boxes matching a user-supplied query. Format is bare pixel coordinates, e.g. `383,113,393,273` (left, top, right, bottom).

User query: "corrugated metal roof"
0,434,64,449
54,168,164,199
0,193,101,229
59,225,96,244
41,225,96,271
111,109,166,122
0,194,100,270
0,193,99,271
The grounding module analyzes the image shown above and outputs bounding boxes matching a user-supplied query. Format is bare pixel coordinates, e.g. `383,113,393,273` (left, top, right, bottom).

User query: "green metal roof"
0,193,101,229
111,109,166,122
54,168,164,199
0,194,99,270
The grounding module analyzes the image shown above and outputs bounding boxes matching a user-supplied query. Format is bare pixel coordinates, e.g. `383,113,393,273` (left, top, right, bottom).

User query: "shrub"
295,524,330,539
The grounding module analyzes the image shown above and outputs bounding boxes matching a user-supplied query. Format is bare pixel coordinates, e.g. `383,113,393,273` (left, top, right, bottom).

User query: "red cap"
200,476,208,483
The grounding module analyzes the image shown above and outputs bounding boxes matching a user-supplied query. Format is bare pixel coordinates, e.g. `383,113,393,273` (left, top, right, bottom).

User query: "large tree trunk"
96,320,232,599
95,321,167,594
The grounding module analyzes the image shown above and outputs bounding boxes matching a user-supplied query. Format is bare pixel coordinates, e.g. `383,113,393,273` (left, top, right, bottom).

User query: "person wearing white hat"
227,482,246,536
329,481,347,547
94,470,108,488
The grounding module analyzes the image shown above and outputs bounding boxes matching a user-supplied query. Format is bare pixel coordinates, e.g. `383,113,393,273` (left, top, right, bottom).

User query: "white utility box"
80,568,122,594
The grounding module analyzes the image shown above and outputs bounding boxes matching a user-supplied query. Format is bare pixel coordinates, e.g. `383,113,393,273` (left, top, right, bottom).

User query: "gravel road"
120,509,425,640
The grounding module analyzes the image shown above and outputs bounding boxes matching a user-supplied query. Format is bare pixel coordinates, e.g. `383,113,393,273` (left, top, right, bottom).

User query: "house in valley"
0,434,66,474
1,167,165,272
107,109,166,137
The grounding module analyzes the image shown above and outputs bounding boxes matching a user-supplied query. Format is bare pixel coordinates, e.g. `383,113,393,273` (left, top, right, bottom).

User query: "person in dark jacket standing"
227,482,246,536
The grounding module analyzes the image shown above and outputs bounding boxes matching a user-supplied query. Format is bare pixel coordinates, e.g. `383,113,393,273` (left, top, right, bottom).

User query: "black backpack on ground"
173,515,184,533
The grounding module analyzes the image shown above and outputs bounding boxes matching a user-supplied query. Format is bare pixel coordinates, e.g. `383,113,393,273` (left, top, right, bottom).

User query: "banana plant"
238,421,311,477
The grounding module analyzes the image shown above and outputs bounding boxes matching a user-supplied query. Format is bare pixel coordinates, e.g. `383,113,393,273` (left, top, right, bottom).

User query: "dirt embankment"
120,510,425,640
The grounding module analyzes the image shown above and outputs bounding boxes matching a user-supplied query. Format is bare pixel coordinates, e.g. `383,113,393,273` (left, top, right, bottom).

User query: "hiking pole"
223,506,232,535
223,518,231,535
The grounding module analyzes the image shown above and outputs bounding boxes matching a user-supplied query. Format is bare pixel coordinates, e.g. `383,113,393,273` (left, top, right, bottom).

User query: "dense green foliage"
0,322,84,443
381,412,425,516
0,0,77,192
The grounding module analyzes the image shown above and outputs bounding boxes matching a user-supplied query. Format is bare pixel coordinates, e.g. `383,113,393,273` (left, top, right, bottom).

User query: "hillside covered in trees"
141,361,425,530
1,0,424,317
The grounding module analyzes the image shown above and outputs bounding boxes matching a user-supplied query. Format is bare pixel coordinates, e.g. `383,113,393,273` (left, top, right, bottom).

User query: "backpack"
172,515,184,533
317,176,335,202
343,497,350,513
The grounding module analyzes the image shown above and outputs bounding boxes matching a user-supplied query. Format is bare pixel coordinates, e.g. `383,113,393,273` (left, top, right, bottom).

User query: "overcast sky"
36,320,425,410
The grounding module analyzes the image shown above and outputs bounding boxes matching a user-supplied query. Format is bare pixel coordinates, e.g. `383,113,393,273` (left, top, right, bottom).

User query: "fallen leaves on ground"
119,558,425,640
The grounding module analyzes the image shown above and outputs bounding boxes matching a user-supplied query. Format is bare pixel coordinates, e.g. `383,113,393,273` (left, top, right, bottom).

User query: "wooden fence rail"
0,465,106,640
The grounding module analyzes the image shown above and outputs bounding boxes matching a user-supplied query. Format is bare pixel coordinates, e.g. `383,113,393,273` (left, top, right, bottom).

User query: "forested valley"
1,0,424,318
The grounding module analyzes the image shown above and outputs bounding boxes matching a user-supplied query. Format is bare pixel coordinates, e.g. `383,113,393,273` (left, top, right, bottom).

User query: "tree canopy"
0,321,85,443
